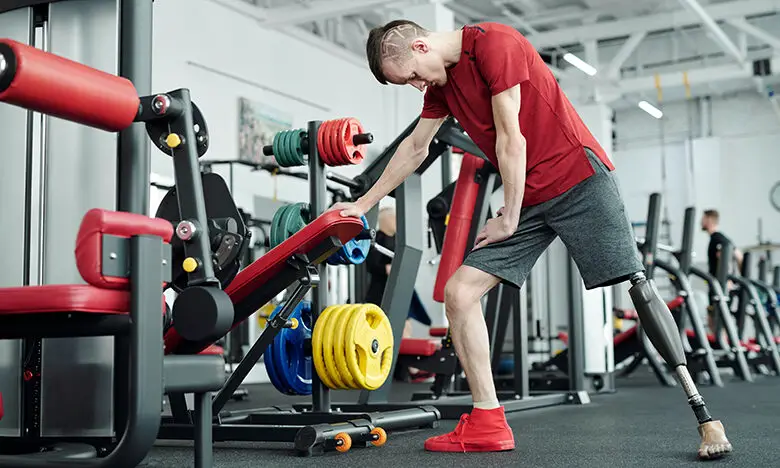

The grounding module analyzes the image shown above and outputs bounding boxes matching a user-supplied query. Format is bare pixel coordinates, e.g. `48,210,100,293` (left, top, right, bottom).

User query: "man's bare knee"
444,267,498,321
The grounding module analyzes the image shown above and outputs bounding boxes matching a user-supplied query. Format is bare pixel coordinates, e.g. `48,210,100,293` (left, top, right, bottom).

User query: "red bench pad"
429,327,448,337
0,285,129,315
224,211,364,304
399,338,439,357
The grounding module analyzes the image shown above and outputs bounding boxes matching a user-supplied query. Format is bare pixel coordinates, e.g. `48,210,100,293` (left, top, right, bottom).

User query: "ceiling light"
562,53,597,76
638,100,663,119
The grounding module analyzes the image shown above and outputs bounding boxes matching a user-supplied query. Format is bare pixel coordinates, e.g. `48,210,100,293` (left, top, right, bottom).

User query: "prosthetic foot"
628,273,733,460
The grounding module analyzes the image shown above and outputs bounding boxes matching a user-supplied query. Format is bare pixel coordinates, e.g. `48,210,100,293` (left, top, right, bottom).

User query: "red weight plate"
344,118,366,165
325,119,343,167
317,119,333,166
322,120,339,167
327,118,347,166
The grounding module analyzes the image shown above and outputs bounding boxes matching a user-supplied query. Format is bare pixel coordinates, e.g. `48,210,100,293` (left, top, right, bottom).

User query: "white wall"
611,91,780,267
151,0,400,211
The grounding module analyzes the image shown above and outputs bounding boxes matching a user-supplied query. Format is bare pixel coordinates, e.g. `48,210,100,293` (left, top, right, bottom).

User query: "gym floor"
142,372,780,467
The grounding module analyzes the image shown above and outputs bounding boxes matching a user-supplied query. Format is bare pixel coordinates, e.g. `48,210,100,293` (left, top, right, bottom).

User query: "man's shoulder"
710,231,731,245
472,22,525,47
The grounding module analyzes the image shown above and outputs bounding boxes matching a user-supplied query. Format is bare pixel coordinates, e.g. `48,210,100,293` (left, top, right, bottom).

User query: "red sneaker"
424,407,515,452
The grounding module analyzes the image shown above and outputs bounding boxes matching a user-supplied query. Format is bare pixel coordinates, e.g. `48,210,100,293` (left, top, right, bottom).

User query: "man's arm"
492,84,526,227
355,116,446,212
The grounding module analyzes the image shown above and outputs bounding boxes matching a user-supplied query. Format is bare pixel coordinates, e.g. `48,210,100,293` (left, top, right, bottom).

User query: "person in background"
701,209,743,336
701,209,743,277
364,207,432,381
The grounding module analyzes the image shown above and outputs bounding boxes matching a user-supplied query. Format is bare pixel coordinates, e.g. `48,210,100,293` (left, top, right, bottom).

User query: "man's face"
701,215,714,231
381,39,448,91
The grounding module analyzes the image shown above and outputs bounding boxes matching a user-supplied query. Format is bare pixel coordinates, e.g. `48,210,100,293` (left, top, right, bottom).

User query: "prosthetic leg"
628,272,733,460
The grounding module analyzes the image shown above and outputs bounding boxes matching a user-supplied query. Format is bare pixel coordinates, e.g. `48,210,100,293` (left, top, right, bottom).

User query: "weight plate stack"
270,202,310,248
272,128,307,167
312,304,393,391
317,117,367,166
264,302,313,395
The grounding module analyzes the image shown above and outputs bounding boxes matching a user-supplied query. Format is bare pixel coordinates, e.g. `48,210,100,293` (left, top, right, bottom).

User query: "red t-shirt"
421,23,614,207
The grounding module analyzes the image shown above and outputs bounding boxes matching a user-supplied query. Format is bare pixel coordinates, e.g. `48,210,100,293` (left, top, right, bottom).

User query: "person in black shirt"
701,209,743,277
701,209,743,337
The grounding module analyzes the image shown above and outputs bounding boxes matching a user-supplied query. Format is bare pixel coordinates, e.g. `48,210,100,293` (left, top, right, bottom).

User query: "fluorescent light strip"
638,100,664,119
562,53,597,76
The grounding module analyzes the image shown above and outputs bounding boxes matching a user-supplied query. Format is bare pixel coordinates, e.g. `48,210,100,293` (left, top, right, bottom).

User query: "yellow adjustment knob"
444,213,450,226
182,257,198,273
290,318,299,330
166,133,182,148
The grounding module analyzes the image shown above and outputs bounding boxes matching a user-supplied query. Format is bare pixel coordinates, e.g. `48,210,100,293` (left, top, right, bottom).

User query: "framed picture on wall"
237,97,293,165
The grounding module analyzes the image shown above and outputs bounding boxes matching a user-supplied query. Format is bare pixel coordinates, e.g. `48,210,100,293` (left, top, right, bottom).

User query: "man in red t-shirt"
330,20,732,459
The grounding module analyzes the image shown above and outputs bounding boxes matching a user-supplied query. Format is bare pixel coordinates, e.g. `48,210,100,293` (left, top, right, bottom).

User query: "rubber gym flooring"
142,371,780,467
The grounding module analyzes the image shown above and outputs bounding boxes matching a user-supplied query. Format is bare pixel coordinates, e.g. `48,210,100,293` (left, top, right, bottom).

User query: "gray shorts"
463,148,643,290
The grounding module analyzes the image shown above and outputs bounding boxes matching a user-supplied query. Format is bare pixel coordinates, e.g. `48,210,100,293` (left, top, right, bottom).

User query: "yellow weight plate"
322,305,351,389
312,305,340,390
333,304,360,389
345,304,394,390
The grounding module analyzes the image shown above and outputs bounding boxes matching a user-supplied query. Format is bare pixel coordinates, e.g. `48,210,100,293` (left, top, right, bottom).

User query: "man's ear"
411,38,429,53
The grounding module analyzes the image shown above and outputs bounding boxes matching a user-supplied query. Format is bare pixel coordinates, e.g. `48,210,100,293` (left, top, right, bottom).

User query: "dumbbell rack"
172,120,441,456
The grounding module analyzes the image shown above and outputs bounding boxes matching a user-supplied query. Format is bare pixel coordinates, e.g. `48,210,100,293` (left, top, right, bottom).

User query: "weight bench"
0,209,224,468
160,211,389,454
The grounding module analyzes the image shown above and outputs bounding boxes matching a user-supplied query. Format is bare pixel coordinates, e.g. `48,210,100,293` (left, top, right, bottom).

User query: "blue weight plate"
264,339,291,394
264,305,293,394
342,216,371,264
272,303,313,395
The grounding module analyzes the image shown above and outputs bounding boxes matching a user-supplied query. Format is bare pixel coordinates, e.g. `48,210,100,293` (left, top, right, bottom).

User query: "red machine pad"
685,330,762,353
614,326,638,345
399,338,439,357
748,336,780,345
199,345,225,356
0,39,140,132
429,327,448,337
223,211,363,304
432,153,485,303
0,285,129,315
164,212,364,354
76,209,174,290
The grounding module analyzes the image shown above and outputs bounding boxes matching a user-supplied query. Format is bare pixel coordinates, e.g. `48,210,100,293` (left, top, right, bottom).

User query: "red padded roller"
0,39,139,132
432,153,485,303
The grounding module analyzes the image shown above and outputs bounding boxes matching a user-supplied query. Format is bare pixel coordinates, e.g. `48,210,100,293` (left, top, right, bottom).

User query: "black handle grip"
353,133,373,145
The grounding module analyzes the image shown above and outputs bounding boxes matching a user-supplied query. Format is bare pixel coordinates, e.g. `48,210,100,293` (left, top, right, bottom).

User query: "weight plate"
311,305,341,390
339,117,365,166
344,304,393,390
322,304,351,389
317,120,332,166
265,339,291,394
323,119,339,166
332,303,359,389
273,302,313,395
264,306,293,394
327,118,347,166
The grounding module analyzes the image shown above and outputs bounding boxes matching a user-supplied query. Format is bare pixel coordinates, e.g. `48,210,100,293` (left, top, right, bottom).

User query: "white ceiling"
228,0,780,107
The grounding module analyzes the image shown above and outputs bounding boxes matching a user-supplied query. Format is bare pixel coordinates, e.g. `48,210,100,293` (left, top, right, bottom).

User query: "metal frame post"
308,120,331,413
359,174,424,404
567,256,586,392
